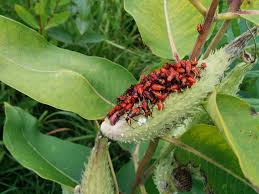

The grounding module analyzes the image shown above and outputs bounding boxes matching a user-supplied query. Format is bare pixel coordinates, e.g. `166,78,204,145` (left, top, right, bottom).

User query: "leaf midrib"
163,136,254,189
0,52,115,107
11,109,78,185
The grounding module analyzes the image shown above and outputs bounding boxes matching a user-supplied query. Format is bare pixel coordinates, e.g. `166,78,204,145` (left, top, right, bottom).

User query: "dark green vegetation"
0,0,259,194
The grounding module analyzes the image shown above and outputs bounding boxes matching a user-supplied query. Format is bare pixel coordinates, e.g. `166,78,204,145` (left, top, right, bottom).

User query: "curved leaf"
3,103,91,187
45,12,70,30
174,124,257,194
0,16,136,120
206,93,259,189
124,0,211,59
240,0,259,25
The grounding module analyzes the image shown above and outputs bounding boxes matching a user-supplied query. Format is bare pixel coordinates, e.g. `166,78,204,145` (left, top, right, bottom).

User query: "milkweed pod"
80,137,115,194
101,27,258,142
154,152,176,193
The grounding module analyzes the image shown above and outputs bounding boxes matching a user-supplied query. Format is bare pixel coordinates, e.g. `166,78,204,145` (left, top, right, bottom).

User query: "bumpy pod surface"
154,152,176,193
101,27,258,142
80,137,114,194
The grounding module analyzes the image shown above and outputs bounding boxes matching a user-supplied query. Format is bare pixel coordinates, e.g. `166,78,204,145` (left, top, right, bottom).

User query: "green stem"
188,0,207,16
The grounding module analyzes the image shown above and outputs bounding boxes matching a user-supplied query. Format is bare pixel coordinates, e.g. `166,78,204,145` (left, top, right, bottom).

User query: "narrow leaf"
14,4,39,29
45,12,70,30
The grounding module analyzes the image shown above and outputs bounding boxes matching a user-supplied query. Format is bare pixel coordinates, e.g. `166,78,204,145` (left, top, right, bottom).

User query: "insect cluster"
108,59,207,125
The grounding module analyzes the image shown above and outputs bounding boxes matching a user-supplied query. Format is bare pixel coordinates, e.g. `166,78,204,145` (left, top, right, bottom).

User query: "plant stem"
47,127,72,135
163,0,180,62
203,0,242,58
131,139,159,194
188,0,207,16
190,0,220,61
107,150,120,194
216,10,259,20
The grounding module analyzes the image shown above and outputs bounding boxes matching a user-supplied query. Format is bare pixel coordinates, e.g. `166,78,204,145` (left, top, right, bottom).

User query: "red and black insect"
107,59,207,125
197,24,203,34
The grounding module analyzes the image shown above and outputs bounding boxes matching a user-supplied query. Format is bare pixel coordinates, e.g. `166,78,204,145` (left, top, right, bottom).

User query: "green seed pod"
101,27,258,142
172,61,255,138
80,137,115,194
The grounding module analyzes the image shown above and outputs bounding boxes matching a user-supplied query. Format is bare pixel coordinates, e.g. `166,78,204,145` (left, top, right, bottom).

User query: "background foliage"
0,0,258,194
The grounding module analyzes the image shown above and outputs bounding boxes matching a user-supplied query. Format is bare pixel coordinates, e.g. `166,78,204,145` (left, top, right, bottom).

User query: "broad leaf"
240,0,259,25
3,103,91,187
206,93,259,189
244,98,259,111
117,161,136,194
124,0,211,59
0,16,136,120
240,14,259,26
174,124,257,194
14,4,39,29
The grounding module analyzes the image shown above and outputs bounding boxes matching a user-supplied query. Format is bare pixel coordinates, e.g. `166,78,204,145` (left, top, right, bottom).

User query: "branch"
188,0,207,16
190,0,220,60
131,139,159,194
216,9,259,20
203,0,242,58
163,0,180,62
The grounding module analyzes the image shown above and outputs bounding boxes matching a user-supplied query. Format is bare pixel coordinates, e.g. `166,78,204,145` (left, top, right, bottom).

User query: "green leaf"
206,93,259,189
0,16,136,120
124,0,211,58
62,185,75,194
240,0,259,25
244,98,259,111
240,71,259,98
14,4,39,29
117,161,136,194
0,146,5,163
240,14,259,26
174,124,257,194
3,103,91,187
241,0,259,9
45,12,70,30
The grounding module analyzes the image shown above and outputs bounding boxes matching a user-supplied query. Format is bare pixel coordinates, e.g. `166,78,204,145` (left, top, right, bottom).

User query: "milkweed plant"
0,0,259,194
